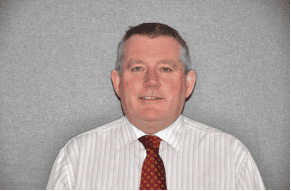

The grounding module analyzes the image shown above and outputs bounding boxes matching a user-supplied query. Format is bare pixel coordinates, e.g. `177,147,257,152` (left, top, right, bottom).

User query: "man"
46,23,265,189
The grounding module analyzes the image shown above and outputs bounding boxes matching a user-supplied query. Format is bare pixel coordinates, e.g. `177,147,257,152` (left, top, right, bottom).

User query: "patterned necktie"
138,135,167,190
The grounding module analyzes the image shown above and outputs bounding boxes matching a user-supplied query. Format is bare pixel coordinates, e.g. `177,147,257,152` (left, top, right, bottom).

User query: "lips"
140,96,163,100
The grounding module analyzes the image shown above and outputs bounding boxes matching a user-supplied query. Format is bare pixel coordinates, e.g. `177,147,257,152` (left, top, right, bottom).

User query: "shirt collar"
120,115,185,151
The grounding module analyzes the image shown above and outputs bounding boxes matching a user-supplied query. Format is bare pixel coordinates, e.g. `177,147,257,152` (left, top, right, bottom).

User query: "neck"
127,115,180,135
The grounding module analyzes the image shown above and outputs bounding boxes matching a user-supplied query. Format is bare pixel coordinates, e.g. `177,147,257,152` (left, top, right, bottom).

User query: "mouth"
140,96,163,100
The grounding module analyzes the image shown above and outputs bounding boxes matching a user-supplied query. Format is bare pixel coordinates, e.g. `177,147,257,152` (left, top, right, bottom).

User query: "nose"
144,68,159,88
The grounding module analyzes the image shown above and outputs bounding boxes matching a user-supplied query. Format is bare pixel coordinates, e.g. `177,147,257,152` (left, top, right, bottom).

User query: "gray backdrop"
0,0,289,189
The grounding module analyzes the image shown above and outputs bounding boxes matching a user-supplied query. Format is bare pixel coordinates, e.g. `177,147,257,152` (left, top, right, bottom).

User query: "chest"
74,141,236,189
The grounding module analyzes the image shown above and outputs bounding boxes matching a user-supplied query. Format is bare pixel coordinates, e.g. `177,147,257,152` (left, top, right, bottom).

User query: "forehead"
123,35,182,62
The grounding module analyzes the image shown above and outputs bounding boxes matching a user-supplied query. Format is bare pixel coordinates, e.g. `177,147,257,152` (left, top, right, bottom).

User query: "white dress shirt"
46,115,265,189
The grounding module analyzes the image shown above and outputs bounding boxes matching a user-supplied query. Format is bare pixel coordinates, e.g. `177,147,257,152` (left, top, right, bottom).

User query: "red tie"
138,135,167,190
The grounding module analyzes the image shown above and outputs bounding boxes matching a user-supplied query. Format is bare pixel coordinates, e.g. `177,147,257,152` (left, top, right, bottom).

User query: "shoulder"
63,117,125,150
182,115,233,137
182,115,247,151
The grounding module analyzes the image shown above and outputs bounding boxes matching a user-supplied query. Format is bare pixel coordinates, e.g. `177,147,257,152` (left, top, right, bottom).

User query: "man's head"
111,23,196,134
115,23,191,75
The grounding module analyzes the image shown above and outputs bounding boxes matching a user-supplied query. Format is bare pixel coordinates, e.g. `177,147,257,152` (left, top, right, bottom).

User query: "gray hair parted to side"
115,23,192,75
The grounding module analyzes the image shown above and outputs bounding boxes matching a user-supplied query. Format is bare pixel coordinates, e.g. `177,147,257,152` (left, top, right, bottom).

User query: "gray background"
0,0,289,189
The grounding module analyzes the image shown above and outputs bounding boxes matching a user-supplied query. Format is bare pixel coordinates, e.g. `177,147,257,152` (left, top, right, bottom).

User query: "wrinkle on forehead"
124,35,181,54
123,35,183,70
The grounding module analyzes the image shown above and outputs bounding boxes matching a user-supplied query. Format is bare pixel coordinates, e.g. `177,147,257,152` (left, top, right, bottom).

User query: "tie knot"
139,135,162,150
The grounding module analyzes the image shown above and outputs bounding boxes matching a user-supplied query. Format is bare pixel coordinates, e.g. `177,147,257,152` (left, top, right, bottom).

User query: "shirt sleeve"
235,147,265,190
46,147,74,190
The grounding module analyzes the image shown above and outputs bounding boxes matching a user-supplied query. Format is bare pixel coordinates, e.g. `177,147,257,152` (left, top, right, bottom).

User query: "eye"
131,67,143,72
161,68,172,72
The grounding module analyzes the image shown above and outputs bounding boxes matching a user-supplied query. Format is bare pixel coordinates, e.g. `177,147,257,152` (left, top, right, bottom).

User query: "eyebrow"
158,59,179,66
126,59,180,68
127,59,145,65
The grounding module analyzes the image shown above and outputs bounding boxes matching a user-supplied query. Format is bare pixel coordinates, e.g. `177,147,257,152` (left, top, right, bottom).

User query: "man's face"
112,35,195,126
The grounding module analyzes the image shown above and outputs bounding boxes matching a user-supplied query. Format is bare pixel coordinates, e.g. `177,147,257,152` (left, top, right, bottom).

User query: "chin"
137,109,165,122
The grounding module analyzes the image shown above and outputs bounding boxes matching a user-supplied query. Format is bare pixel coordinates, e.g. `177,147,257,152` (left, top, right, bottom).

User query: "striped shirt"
46,115,265,189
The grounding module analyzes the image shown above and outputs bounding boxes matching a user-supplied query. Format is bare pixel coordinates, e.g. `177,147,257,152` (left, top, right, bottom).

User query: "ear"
185,71,196,98
111,70,121,97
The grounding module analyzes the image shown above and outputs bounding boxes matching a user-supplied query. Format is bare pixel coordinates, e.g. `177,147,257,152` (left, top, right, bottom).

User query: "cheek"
170,84,186,106
121,80,141,101
164,78,185,94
